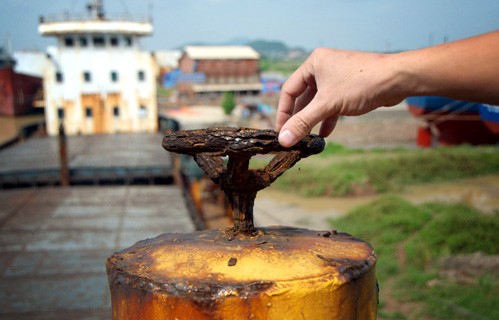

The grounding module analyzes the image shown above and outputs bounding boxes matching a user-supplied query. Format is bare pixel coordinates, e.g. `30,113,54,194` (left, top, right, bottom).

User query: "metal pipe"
58,122,70,186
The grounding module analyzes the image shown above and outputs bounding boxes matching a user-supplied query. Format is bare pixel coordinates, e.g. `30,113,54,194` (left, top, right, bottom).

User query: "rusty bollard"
106,128,378,319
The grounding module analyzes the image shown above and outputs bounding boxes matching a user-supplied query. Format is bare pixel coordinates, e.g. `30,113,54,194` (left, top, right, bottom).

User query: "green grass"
319,142,406,156
331,196,432,281
329,196,499,319
272,145,499,197
424,280,499,320
405,202,499,269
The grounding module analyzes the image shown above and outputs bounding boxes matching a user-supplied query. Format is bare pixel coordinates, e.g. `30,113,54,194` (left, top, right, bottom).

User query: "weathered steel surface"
0,133,173,187
162,127,325,236
107,227,378,320
0,186,194,318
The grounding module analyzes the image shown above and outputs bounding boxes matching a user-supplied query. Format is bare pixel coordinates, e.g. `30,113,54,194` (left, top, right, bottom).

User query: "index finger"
275,65,314,132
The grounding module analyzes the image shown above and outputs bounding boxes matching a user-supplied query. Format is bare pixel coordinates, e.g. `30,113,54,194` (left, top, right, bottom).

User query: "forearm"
394,30,499,104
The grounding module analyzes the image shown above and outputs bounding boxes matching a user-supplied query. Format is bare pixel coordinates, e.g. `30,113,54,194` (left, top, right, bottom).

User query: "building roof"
184,46,260,60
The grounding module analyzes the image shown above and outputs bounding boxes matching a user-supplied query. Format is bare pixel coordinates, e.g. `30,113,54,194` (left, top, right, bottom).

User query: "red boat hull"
484,121,499,134
0,67,42,116
408,105,499,146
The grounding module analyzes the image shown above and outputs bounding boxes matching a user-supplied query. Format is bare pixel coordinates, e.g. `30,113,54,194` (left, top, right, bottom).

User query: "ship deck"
0,185,195,319
0,133,173,188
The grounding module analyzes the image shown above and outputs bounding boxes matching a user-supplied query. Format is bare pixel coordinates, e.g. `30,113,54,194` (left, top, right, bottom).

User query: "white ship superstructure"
39,0,157,135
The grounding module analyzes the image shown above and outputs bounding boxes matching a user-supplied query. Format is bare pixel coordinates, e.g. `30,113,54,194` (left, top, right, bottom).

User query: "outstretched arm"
276,31,499,147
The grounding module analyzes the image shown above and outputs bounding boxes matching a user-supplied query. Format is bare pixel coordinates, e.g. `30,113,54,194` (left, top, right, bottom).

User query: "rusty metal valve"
162,127,325,237
107,127,378,320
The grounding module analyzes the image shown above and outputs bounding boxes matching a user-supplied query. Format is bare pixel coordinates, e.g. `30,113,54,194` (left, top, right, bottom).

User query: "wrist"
388,51,428,99
372,52,420,106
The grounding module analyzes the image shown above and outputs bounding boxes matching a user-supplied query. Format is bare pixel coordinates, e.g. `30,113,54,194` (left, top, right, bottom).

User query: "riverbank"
255,174,499,230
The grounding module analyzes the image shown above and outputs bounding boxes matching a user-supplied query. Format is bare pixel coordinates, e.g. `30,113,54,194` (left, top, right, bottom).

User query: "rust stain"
81,93,104,134
138,98,157,132
105,92,120,133
228,257,237,266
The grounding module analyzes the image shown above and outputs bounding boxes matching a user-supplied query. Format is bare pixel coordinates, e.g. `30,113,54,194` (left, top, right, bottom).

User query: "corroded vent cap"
107,227,377,319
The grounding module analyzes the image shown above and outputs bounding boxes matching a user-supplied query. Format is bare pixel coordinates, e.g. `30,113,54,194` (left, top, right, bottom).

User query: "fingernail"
279,130,297,147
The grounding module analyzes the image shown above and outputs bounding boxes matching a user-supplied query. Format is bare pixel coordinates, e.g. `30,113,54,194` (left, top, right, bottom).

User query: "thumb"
278,99,326,147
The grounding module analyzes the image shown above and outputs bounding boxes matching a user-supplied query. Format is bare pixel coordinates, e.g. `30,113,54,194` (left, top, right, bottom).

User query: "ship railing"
422,100,482,143
417,100,481,142
39,13,152,24
419,100,480,122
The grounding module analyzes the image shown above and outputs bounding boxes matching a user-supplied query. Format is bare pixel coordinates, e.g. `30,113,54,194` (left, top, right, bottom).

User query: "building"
39,0,157,135
0,47,42,116
176,45,262,98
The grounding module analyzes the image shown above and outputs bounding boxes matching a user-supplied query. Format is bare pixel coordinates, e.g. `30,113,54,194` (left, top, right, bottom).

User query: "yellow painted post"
107,227,377,319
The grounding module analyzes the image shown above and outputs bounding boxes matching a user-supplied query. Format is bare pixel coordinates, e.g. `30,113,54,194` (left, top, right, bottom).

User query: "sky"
1,0,498,53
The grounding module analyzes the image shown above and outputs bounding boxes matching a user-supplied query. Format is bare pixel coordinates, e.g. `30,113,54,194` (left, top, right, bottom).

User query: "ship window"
113,106,120,117
110,37,119,47
111,71,118,82
79,36,88,47
139,105,147,118
64,37,74,47
93,36,105,47
85,107,93,118
138,70,145,81
124,36,133,47
55,72,63,83
57,107,64,119
83,71,92,82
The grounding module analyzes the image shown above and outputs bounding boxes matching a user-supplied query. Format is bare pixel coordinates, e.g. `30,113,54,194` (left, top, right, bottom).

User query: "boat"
38,0,157,136
406,96,499,146
479,104,499,134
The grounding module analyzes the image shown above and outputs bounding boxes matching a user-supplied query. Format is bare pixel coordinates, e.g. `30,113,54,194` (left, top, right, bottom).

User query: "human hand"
276,48,406,147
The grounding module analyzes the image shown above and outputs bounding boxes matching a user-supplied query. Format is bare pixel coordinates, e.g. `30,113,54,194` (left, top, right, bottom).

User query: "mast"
87,0,105,19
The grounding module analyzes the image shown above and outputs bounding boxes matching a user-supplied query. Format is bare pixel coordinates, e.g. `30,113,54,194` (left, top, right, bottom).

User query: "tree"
221,91,236,115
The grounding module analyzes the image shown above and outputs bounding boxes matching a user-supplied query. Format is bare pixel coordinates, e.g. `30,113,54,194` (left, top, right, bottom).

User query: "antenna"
87,0,105,19
6,33,12,56
119,0,130,17
148,1,153,21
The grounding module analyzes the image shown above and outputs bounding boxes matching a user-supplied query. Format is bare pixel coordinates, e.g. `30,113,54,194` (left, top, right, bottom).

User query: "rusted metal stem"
227,189,257,235
224,156,256,234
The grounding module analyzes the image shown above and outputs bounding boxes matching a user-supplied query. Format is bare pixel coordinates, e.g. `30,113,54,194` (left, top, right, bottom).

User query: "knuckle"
311,47,325,57
311,47,331,60
280,82,293,96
